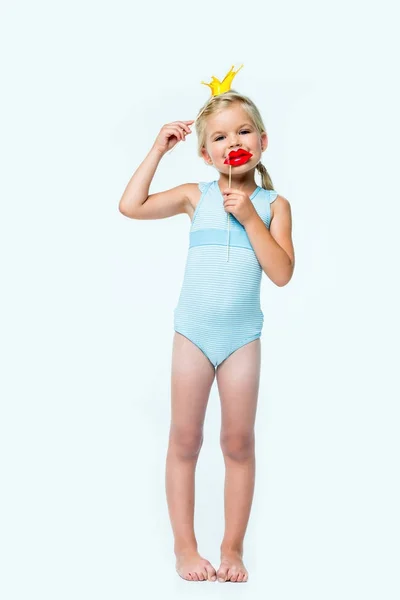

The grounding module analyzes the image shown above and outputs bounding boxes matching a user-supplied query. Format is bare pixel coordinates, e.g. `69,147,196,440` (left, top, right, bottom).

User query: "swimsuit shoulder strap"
190,181,214,227
198,181,213,194
268,190,278,203
252,188,278,229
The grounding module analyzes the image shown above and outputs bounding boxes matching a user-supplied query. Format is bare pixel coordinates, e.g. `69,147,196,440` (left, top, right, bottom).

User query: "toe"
230,570,239,582
205,564,217,581
217,566,229,582
237,572,244,582
191,572,199,581
225,567,233,581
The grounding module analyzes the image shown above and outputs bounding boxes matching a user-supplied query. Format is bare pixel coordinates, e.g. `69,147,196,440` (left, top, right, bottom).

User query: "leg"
215,338,261,583
166,331,217,582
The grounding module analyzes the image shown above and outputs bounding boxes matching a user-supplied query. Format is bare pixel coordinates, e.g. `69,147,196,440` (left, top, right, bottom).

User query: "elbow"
118,202,137,219
275,279,290,287
118,200,128,216
118,197,148,219
272,265,295,287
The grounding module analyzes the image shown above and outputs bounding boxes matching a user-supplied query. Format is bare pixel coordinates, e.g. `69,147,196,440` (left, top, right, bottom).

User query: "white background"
1,0,399,598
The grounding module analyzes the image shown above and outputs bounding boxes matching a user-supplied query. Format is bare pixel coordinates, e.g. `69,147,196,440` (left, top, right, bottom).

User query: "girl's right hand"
152,120,194,154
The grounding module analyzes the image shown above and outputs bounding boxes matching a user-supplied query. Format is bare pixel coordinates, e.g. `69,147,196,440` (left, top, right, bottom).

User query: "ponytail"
256,161,274,190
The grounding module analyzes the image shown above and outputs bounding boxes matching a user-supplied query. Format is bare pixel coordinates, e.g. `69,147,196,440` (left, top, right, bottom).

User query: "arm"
119,150,192,219
118,146,164,217
244,195,295,287
122,182,194,220
118,119,194,219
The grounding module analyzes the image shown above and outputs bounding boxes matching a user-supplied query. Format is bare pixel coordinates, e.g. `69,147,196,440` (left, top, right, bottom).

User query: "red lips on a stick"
224,149,253,166
223,149,253,262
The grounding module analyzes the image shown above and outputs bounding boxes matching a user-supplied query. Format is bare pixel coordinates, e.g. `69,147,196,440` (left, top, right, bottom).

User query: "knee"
169,426,203,459
220,432,255,461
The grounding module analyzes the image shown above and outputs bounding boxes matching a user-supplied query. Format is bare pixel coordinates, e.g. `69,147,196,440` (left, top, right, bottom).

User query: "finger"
223,187,241,194
170,125,185,141
177,121,193,131
164,124,186,136
163,125,180,135
173,121,193,133
164,126,182,142
178,121,193,132
164,127,184,144
176,124,189,140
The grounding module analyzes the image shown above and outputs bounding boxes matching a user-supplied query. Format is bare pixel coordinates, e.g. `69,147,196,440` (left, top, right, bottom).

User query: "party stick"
227,164,231,261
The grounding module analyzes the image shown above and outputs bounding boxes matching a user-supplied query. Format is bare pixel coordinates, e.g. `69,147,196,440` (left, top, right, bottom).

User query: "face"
201,103,267,173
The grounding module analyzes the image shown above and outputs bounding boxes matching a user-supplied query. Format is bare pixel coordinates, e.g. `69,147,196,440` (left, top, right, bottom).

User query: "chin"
224,161,253,171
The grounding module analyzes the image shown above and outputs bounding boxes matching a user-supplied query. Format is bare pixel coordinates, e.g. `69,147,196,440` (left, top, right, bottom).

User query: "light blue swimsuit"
174,180,278,368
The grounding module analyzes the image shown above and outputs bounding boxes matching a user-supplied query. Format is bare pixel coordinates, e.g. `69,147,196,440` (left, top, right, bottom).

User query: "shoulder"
269,194,295,268
269,193,291,223
184,182,210,220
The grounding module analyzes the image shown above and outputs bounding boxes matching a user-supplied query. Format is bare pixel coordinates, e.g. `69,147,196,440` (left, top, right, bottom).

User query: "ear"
260,131,268,152
201,146,213,165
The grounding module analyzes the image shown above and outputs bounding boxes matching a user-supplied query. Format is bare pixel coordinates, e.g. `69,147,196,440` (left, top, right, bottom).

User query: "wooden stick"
227,164,231,261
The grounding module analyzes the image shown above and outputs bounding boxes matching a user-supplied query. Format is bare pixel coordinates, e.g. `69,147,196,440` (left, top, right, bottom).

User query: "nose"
228,133,241,148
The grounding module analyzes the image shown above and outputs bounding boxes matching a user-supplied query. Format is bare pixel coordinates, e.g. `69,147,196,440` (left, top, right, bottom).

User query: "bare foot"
175,548,217,582
217,550,249,582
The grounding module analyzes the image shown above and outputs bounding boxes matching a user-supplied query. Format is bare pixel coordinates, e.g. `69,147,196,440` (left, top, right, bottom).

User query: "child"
119,89,295,583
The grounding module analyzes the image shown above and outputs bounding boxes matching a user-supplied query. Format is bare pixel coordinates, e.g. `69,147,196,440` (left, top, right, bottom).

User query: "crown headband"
200,64,244,97
190,64,244,131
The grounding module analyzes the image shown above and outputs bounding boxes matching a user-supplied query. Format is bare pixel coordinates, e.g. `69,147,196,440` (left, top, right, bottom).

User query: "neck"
217,168,257,193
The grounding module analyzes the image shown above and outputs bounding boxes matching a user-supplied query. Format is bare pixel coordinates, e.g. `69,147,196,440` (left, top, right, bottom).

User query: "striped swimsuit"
173,179,278,368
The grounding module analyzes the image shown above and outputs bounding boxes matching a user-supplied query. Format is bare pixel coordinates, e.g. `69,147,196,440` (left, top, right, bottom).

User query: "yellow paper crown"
201,64,244,96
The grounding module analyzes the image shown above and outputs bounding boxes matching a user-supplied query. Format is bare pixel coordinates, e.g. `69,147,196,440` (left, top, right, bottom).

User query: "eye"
214,130,251,142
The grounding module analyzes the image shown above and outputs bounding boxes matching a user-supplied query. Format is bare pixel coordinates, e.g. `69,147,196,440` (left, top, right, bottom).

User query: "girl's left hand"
222,187,257,226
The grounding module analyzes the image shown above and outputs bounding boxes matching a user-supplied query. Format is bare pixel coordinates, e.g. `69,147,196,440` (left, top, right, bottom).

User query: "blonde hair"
195,90,274,190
